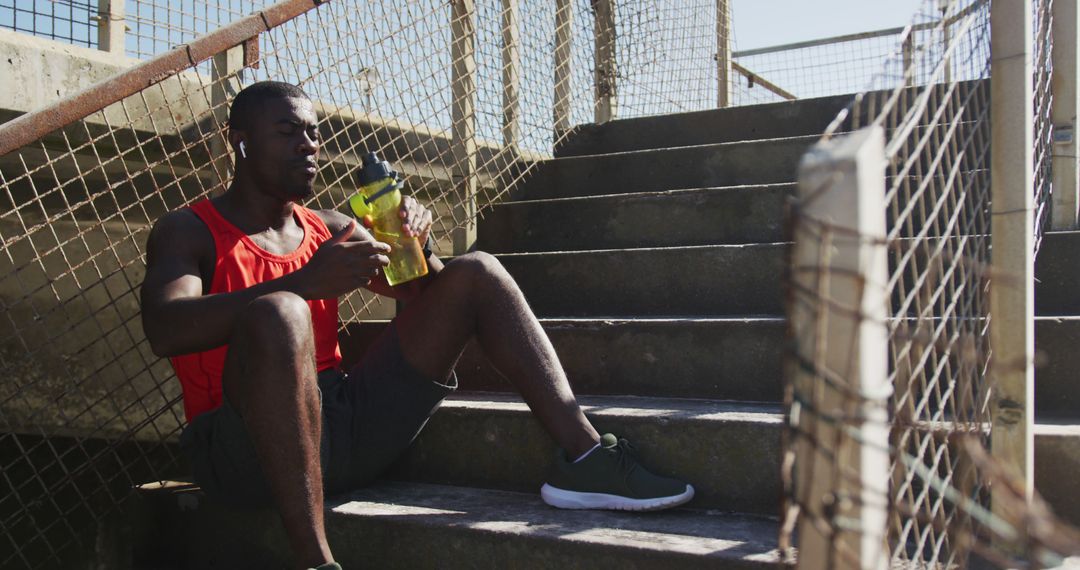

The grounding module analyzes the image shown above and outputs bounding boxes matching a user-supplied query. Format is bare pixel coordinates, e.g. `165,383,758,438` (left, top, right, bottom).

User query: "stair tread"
542,133,820,162
490,182,796,206
354,316,786,324
489,242,788,257
328,480,785,564
442,391,783,422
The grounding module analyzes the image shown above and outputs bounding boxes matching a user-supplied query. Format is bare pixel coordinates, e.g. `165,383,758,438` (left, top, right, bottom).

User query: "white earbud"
239,141,247,158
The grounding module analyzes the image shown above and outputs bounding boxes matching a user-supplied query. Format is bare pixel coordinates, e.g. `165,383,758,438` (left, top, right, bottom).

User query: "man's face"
240,96,320,201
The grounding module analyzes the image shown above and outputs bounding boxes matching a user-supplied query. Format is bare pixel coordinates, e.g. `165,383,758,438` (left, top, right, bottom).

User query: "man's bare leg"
394,252,600,459
222,291,333,568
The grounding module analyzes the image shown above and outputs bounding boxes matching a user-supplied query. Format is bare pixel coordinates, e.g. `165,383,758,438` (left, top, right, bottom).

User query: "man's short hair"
228,81,310,131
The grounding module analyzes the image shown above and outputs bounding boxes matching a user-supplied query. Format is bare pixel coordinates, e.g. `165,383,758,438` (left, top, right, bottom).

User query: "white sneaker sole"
540,483,695,511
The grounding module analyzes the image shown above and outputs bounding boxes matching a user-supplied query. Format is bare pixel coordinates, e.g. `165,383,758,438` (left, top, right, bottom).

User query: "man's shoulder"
152,207,206,236
309,207,352,234
148,207,213,254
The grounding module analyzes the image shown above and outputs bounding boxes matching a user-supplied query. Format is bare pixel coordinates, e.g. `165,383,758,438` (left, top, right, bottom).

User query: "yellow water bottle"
349,152,429,286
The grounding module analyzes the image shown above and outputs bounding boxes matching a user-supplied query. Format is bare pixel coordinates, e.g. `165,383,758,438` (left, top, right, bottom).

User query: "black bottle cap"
358,152,397,185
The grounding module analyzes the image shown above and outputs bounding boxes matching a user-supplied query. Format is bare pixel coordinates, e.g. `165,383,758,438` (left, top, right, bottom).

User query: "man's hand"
399,195,433,247
293,220,390,300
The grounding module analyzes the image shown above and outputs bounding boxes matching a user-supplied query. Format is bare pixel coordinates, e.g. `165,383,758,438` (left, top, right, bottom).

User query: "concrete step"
554,94,852,157
477,184,794,253
1036,231,1080,315
514,136,816,201
131,481,785,569
341,318,786,402
1035,422,1080,527
385,393,783,515
1035,317,1080,421
494,244,786,318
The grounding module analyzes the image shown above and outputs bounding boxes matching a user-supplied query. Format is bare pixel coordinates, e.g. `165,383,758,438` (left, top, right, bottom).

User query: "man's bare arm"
140,210,388,357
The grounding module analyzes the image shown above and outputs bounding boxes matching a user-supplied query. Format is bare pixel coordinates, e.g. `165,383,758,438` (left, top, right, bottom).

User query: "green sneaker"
540,433,694,511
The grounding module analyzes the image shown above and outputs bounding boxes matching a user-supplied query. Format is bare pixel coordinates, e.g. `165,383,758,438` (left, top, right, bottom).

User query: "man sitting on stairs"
140,81,694,569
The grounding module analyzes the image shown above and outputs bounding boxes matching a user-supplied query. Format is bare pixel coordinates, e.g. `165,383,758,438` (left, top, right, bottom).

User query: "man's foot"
540,433,694,511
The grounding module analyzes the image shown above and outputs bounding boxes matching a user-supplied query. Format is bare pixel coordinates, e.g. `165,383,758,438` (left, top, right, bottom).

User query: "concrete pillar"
791,126,891,570
989,0,1035,516
593,0,616,123
451,0,478,254
1051,0,1080,229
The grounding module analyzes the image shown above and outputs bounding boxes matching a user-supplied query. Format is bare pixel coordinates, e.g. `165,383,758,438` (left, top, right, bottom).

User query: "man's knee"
236,291,314,350
445,251,510,287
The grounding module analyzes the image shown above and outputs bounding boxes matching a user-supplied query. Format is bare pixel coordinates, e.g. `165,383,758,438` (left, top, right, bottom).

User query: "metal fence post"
989,0,1035,515
791,126,890,570
1051,0,1080,229
553,0,573,139
451,0,478,254
716,0,731,108
501,0,520,156
96,0,125,54
593,0,616,123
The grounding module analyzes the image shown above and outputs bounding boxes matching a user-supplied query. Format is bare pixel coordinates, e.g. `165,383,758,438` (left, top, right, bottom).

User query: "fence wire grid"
782,0,1077,567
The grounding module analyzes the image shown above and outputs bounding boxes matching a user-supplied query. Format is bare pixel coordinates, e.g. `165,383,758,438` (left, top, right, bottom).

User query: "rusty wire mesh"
782,0,1078,567
0,0,753,566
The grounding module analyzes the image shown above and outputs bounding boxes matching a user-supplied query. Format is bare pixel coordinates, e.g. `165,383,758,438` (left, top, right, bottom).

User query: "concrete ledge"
130,481,785,569
387,393,784,515
1036,231,1080,315
1035,317,1080,420
516,136,816,201
477,184,795,253
1035,422,1080,527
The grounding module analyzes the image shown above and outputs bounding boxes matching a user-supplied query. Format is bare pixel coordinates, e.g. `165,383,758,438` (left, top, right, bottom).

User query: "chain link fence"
782,0,1078,567
0,0,741,567
1,0,1076,568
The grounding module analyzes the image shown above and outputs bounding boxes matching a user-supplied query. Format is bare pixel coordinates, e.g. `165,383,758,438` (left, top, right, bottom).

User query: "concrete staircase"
128,93,1080,568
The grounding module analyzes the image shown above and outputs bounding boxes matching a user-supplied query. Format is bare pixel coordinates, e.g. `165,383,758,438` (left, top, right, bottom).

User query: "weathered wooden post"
451,0,478,254
593,0,616,123
501,0,520,156
96,0,125,54
716,0,731,108
989,0,1035,513
554,0,573,139
210,45,246,192
791,126,891,570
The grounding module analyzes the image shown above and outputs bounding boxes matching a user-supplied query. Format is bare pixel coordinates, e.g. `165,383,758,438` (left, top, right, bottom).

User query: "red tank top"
170,199,343,422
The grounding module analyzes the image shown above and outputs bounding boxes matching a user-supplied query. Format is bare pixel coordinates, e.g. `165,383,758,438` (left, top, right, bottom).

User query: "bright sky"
731,0,928,50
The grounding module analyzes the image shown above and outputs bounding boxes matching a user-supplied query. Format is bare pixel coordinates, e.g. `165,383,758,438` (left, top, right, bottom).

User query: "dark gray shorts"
179,322,457,508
